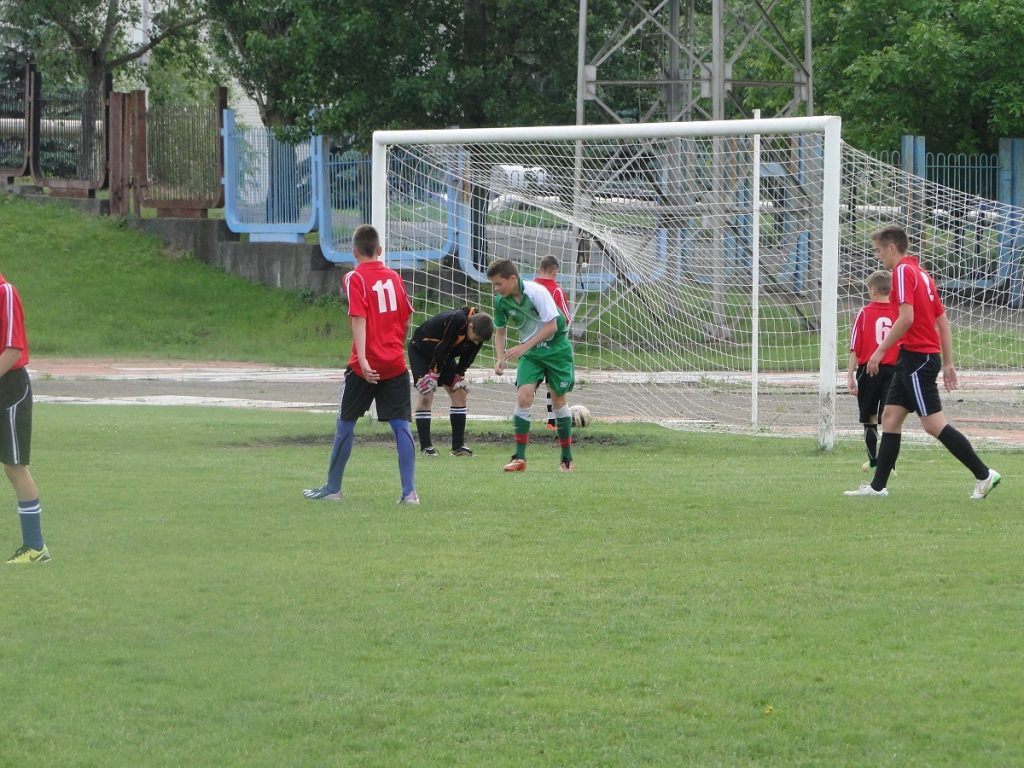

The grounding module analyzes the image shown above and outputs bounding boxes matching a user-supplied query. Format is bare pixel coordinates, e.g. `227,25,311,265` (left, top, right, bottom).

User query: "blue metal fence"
221,110,318,242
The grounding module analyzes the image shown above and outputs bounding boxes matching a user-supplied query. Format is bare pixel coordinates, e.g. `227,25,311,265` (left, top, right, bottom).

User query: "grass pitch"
1,405,1021,767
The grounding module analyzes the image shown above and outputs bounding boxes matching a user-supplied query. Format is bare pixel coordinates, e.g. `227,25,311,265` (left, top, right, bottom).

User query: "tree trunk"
77,66,105,182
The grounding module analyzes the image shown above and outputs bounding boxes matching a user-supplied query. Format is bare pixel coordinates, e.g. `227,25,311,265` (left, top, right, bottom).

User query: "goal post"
371,117,844,448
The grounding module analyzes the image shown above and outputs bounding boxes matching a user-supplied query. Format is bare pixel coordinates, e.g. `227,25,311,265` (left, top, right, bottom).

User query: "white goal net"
372,118,1024,447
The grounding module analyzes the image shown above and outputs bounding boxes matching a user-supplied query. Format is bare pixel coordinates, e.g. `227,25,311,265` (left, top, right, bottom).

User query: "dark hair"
537,255,560,273
486,259,518,279
866,269,891,295
352,224,380,258
470,312,494,342
871,225,908,254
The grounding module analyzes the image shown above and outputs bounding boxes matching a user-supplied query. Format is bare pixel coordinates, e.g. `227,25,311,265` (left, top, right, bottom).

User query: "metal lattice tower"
576,0,813,125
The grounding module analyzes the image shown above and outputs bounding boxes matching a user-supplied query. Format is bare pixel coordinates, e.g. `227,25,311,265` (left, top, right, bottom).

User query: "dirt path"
28,357,1024,445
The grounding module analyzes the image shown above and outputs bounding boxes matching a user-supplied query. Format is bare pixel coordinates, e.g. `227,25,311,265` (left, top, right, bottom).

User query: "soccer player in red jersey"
532,255,572,430
0,273,49,564
845,226,1000,499
847,269,899,473
303,225,420,504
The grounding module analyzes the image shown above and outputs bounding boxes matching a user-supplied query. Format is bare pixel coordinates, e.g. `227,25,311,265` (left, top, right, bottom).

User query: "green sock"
513,415,530,459
556,416,572,460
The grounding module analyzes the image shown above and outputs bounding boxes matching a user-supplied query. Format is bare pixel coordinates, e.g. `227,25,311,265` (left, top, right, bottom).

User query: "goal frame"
371,116,843,450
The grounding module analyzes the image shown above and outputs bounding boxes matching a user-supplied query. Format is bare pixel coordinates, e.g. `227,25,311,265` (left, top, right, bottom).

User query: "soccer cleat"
970,469,1001,500
421,447,439,457
545,422,557,431
397,491,421,505
302,486,343,501
450,446,474,457
5,545,51,564
503,456,527,472
559,459,575,472
843,484,888,497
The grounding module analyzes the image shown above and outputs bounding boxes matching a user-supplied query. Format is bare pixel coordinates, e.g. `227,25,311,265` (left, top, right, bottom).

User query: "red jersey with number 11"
890,255,944,354
343,260,412,380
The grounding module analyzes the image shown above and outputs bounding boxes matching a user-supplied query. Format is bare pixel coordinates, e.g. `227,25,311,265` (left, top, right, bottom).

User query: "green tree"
813,0,1024,152
1,0,205,176
206,0,620,143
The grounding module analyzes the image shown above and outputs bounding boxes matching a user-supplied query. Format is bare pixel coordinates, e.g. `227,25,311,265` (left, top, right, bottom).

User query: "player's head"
468,312,494,344
537,254,560,276
486,259,520,297
352,224,382,260
866,269,891,300
870,225,908,268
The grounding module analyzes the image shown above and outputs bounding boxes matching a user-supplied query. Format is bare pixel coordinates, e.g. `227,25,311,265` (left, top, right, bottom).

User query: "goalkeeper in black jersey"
408,307,494,457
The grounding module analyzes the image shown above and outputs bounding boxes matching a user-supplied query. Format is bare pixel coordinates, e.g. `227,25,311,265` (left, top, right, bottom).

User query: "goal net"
841,144,1024,445
371,119,1024,447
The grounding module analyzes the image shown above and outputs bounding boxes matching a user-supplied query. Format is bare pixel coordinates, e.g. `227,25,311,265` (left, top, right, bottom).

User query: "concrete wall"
132,218,344,296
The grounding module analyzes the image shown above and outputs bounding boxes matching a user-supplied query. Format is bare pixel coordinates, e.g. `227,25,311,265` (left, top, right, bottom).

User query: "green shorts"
515,339,575,396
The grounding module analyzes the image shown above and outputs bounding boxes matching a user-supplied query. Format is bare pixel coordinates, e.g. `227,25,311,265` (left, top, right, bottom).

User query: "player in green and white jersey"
486,258,576,473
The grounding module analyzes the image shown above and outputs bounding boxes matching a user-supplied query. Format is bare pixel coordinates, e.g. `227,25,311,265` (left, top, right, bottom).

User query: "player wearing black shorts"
409,307,493,457
847,270,899,472
845,226,1000,500
1,273,49,564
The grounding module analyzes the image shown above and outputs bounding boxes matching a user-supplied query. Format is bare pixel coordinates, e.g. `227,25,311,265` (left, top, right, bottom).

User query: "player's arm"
0,347,21,378
351,316,379,382
847,350,858,395
505,318,557,362
867,303,912,375
455,342,482,376
494,326,508,375
554,288,572,329
428,314,462,372
936,313,958,391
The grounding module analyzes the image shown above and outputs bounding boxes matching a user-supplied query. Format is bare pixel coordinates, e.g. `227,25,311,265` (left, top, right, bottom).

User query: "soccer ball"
570,404,591,428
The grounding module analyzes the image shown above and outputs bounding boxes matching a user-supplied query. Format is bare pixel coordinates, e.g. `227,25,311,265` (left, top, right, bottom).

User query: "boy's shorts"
0,367,32,465
515,339,575,396
886,350,943,417
338,367,412,422
408,344,459,388
855,363,896,422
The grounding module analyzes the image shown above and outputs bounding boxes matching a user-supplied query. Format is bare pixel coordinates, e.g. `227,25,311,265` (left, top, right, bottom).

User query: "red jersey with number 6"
890,255,944,354
0,274,29,370
850,301,899,365
343,260,412,380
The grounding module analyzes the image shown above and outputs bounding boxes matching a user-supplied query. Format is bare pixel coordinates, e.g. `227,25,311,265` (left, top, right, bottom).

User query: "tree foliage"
814,0,1024,152
206,0,599,144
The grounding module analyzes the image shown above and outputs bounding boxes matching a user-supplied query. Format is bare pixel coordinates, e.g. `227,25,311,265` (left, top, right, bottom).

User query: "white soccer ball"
570,404,591,428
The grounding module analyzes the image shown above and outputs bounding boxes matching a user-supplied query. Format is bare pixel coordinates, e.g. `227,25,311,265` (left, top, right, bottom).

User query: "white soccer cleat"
970,469,1001,500
844,484,888,497
303,486,343,501
397,491,421,505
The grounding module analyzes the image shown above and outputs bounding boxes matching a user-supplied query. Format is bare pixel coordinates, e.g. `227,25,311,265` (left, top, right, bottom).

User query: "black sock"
864,424,878,465
414,411,432,449
937,425,988,479
872,432,901,490
450,408,467,449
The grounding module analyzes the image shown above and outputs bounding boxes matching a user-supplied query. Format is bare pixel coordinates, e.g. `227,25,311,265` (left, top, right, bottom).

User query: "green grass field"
2,406,1022,767
0,195,352,366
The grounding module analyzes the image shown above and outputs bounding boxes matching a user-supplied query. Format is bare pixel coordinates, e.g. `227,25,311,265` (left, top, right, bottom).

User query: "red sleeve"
343,271,368,318
553,286,571,321
0,282,29,367
849,308,865,354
